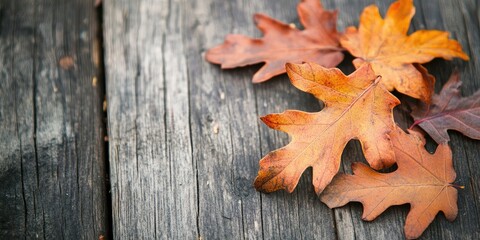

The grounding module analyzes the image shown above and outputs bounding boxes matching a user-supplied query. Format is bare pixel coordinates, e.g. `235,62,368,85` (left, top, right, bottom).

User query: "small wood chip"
103,99,107,111
59,56,75,70
213,123,219,134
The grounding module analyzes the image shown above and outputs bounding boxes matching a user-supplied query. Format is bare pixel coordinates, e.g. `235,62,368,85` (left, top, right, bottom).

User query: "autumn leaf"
410,71,480,143
254,62,399,195
341,0,469,102
320,126,458,239
205,0,343,83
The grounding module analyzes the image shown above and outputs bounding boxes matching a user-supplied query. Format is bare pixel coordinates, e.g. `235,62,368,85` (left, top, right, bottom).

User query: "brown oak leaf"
320,126,458,239
341,0,469,102
410,71,480,143
254,62,399,195
205,0,343,83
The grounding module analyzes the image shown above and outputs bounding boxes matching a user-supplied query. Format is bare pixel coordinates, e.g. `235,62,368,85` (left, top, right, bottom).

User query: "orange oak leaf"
341,0,469,102
254,62,399,195
410,71,480,143
320,127,458,239
205,0,343,83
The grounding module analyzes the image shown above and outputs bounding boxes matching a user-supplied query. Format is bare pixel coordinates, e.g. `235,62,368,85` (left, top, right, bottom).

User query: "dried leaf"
410,72,480,143
341,0,469,102
254,62,399,194
320,127,458,239
206,0,343,83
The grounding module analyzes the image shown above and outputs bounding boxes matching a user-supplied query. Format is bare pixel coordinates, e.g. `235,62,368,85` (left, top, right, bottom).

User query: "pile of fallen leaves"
206,0,478,239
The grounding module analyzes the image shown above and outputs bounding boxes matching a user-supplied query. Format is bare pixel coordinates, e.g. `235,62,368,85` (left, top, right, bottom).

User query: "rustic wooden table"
1,0,479,239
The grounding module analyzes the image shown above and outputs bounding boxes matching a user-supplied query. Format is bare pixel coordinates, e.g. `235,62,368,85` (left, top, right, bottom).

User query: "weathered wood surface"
102,0,478,239
331,1,480,239
0,0,109,238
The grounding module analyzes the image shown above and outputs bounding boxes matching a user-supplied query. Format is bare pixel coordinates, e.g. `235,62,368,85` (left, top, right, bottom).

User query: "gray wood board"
104,0,480,239
0,0,108,238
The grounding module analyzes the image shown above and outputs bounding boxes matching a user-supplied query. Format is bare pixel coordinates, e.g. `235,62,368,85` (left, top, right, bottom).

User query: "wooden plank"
104,0,480,239
0,0,108,238
328,0,480,239
103,0,197,238
191,1,337,239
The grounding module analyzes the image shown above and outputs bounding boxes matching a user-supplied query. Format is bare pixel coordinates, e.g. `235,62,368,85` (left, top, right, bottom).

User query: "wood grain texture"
329,0,480,239
103,0,480,239
103,0,197,238
0,0,108,238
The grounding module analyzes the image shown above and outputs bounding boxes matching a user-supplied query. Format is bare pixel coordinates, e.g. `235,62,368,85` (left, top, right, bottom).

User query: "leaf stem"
409,120,423,130
450,184,465,189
